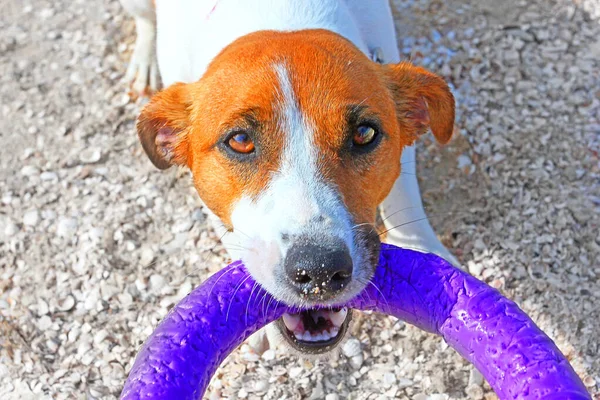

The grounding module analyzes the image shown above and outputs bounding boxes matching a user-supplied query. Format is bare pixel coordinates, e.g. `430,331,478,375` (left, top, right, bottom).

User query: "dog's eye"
353,125,378,146
227,132,255,154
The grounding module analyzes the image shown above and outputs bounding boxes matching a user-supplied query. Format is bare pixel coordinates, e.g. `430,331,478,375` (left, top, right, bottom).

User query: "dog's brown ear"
137,83,192,170
384,62,455,144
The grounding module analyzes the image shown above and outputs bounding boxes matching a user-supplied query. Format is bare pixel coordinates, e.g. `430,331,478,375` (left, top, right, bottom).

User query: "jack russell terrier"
119,0,460,354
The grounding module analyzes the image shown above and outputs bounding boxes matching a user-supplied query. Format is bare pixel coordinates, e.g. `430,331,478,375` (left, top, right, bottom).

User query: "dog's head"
137,30,454,353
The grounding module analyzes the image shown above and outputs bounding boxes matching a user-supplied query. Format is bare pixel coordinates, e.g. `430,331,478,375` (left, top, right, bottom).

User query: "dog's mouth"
276,307,352,353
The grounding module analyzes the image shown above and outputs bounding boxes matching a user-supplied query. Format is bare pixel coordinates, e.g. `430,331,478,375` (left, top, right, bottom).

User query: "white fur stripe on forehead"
271,63,353,235
273,63,318,179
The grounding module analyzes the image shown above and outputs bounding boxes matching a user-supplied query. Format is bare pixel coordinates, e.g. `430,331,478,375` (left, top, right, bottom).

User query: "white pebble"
254,380,268,392
383,372,396,386
21,165,39,176
79,148,102,164
289,366,304,379
23,210,40,227
58,295,76,312
37,299,49,315
149,274,166,293
40,171,58,181
342,338,362,358
139,247,155,266
4,219,18,236
38,316,52,330
349,354,364,369
56,217,78,238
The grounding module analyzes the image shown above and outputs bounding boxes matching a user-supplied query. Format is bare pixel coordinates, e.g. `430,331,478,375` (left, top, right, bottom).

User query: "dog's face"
137,30,454,353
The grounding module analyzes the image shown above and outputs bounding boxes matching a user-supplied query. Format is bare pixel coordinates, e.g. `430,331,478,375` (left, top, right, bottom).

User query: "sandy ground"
0,0,599,399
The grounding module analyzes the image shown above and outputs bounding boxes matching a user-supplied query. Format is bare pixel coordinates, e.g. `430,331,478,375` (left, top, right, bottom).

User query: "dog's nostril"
295,270,311,284
331,271,351,282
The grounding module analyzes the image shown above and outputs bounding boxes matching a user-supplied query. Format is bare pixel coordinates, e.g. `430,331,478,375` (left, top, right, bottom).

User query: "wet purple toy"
121,244,590,400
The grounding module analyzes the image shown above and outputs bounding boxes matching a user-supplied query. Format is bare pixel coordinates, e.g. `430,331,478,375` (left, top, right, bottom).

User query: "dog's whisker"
351,222,373,231
379,205,424,223
225,275,252,322
259,290,270,321
367,280,390,314
265,294,277,319
378,216,431,237
245,282,260,326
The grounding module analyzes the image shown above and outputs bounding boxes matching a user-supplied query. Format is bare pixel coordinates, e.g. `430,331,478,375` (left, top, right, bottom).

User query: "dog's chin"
273,307,353,355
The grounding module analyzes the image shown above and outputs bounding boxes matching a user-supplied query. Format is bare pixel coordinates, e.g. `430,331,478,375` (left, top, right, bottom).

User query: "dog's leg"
381,146,461,267
119,0,160,97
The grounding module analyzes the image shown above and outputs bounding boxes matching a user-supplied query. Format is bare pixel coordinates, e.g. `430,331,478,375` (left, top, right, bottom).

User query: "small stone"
398,378,413,388
583,375,596,388
56,217,78,238
93,329,108,344
23,210,40,227
289,367,304,379
40,171,58,181
254,380,268,392
3,219,18,236
342,338,361,358
83,290,100,310
37,298,49,315
192,208,206,222
308,380,324,400
261,349,275,361
468,261,484,276
21,165,40,176
466,384,484,400
118,292,133,307
349,354,364,369
58,295,76,312
172,219,193,233
79,148,102,164
38,316,52,330
149,274,166,293
383,372,396,386
325,394,340,400
139,247,155,266
468,369,484,387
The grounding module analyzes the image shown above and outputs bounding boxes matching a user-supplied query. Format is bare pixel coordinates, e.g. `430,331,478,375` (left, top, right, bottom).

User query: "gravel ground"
1,0,599,399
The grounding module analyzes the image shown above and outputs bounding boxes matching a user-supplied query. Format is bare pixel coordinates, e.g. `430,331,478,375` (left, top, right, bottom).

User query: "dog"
119,0,459,355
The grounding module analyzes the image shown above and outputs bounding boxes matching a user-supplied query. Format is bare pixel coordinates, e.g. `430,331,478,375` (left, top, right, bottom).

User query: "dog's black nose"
284,239,353,299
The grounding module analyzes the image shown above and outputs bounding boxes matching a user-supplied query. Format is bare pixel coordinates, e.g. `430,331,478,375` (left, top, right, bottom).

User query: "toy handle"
120,244,590,400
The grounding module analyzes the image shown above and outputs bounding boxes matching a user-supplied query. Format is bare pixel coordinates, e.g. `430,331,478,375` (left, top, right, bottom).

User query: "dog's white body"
120,0,458,266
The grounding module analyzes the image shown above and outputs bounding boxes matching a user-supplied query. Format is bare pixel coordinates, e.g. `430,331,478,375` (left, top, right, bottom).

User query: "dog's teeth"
282,313,301,331
330,327,339,337
329,307,348,327
314,332,324,341
311,310,324,324
303,331,312,341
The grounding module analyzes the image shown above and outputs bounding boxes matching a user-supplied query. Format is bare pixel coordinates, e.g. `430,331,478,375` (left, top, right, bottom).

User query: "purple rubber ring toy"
120,243,591,400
